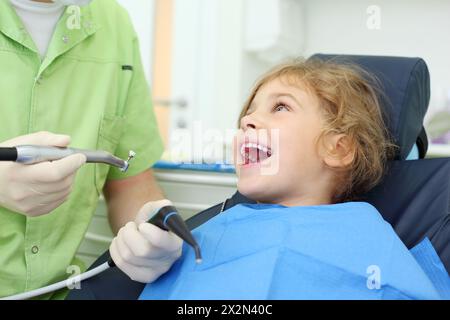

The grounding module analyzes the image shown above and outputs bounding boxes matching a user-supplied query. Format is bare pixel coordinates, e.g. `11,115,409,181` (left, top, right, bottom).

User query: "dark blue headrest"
309,54,430,160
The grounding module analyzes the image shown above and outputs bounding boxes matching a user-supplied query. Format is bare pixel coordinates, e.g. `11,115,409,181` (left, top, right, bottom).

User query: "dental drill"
0,145,136,172
0,146,203,300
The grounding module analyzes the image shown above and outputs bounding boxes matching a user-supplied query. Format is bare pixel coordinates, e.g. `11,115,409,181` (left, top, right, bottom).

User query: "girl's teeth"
239,142,272,164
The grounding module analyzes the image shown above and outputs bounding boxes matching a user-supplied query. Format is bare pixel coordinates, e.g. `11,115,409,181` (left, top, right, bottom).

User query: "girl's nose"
240,113,261,131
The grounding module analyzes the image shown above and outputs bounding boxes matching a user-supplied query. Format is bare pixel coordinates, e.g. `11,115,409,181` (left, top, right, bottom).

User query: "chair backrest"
309,54,430,159
362,158,450,272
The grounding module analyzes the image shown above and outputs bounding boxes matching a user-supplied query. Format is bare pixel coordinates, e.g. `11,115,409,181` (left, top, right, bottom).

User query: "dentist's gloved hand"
0,131,86,217
110,199,183,283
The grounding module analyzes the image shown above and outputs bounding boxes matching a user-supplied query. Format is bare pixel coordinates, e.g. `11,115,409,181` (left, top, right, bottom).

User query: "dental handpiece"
0,145,136,172
108,205,203,267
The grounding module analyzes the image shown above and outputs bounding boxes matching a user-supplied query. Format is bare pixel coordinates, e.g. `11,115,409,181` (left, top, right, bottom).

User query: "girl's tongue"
243,144,272,165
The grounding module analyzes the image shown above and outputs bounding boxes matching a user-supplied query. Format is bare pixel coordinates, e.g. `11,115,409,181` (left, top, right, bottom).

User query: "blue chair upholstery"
363,158,450,271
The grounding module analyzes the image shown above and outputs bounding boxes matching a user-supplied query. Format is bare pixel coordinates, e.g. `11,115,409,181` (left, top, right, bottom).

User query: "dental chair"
67,54,450,300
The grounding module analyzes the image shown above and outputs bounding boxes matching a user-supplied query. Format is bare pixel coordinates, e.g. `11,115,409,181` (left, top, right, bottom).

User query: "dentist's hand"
109,199,183,283
0,131,86,217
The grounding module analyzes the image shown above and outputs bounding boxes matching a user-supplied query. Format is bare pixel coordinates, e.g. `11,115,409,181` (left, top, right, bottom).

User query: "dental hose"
1,262,112,300
1,205,202,300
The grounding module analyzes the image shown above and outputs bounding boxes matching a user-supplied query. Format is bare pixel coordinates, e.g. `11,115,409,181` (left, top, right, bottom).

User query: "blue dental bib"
139,202,449,300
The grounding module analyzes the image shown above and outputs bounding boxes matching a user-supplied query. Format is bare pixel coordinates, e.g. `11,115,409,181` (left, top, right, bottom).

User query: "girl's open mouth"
240,142,272,165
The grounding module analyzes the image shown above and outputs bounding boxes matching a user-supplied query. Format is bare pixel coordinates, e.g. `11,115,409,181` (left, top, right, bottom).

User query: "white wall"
170,0,246,134
169,0,302,136
301,0,450,123
116,0,155,84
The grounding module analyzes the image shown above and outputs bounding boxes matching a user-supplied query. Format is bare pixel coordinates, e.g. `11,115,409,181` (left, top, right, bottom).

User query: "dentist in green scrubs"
0,0,182,299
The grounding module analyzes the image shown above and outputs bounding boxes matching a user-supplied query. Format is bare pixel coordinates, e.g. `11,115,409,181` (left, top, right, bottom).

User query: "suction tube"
149,206,202,264
108,205,202,266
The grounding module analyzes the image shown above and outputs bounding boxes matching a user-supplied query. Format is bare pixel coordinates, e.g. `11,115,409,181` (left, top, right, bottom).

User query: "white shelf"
427,143,450,158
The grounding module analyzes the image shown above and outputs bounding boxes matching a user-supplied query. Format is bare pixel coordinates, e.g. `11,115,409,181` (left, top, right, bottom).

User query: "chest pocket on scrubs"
95,114,125,195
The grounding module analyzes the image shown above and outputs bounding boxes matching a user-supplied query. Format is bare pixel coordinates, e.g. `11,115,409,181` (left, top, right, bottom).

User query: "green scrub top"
0,0,164,299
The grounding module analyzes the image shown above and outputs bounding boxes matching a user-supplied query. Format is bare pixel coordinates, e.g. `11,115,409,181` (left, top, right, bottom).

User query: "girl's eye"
273,103,289,112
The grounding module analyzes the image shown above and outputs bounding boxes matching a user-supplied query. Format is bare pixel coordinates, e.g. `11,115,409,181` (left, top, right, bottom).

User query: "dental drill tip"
194,246,202,264
121,150,136,172
128,150,136,160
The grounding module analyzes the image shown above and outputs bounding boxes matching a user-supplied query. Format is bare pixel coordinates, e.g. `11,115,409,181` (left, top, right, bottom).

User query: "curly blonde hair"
238,58,397,203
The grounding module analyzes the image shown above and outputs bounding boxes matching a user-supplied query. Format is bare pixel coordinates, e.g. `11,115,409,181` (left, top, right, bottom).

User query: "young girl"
138,59,448,299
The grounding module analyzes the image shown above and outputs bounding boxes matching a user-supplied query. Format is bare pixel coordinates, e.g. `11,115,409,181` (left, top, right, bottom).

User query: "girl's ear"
322,134,355,169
